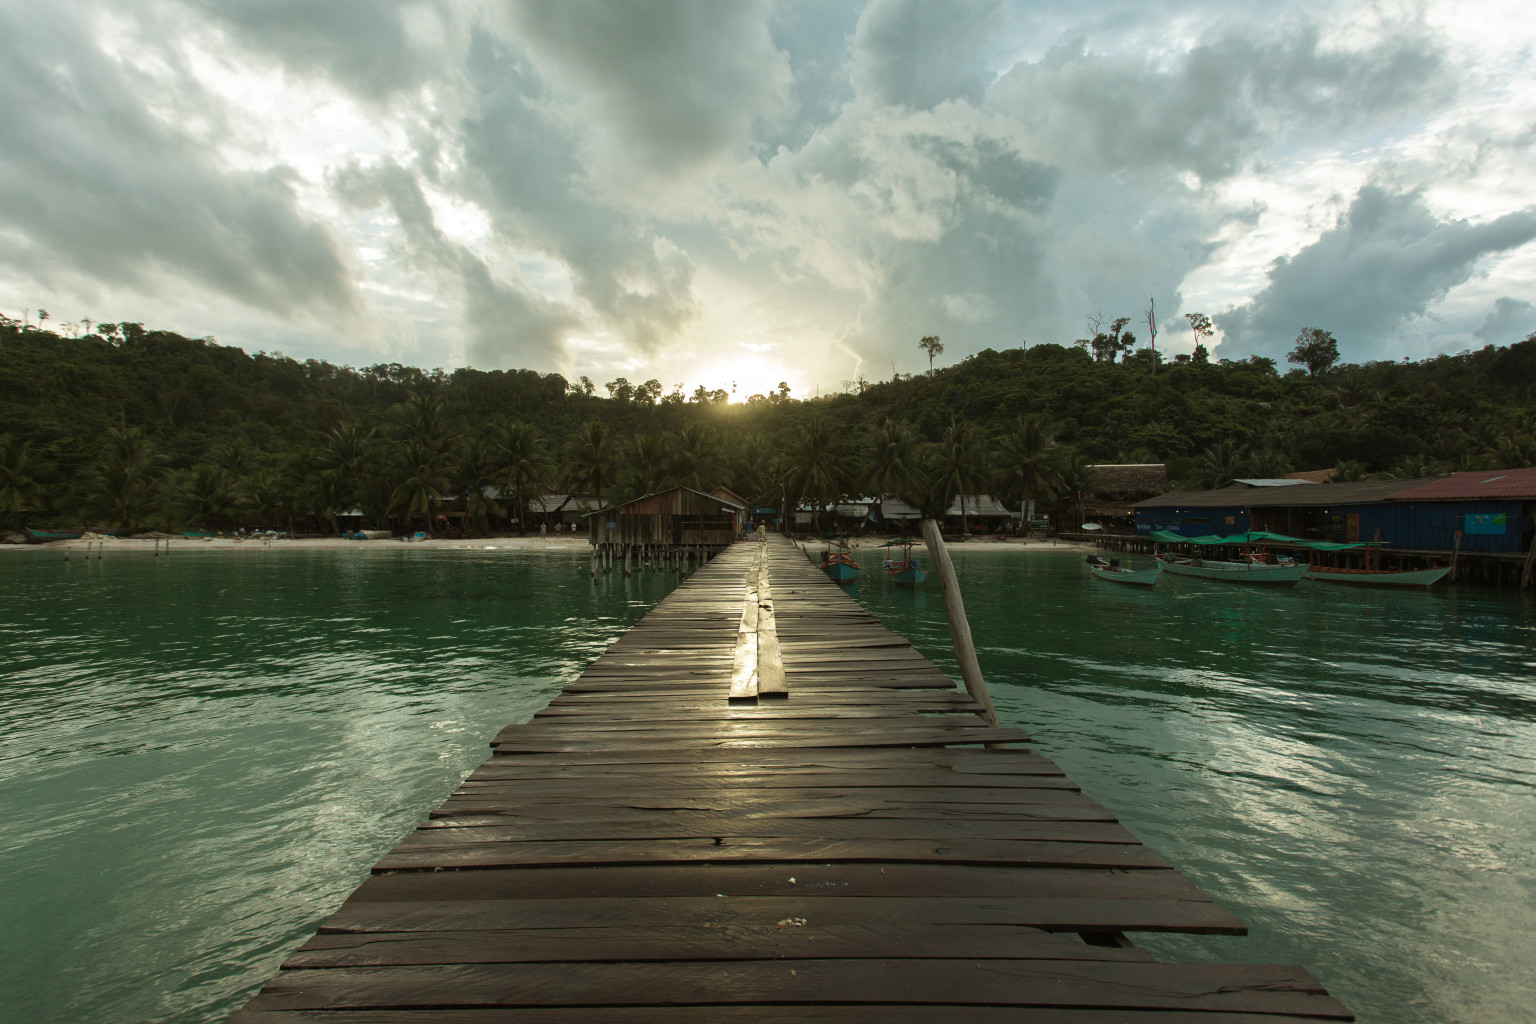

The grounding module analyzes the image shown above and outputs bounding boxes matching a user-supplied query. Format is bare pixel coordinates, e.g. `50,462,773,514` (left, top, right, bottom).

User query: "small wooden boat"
1307,564,1451,587
24,527,84,542
819,549,860,583
1087,554,1161,587
879,539,926,586
1158,554,1305,586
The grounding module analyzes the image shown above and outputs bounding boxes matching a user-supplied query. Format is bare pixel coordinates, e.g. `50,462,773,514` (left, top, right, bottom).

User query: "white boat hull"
1090,563,1161,586
1160,557,1305,585
1307,565,1450,587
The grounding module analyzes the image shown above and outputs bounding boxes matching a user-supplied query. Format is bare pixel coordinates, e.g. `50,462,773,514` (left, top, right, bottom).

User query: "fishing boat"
1306,543,1450,587
817,534,860,583
1307,564,1451,587
879,539,926,586
24,527,85,542
1086,553,1161,587
1157,554,1306,585
818,549,859,582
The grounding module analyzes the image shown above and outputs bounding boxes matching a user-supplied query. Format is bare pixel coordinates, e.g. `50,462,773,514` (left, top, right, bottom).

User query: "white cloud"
2,0,1535,391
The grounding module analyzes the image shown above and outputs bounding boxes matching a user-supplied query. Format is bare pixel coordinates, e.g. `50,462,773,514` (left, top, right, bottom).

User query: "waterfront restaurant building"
1133,468,1536,555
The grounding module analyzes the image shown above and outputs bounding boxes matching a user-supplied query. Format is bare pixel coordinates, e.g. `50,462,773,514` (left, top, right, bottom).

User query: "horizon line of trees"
3,316,1533,535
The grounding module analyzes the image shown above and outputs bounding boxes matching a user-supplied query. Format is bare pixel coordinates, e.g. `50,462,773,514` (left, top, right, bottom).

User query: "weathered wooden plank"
314,896,1242,936
231,1007,1344,1023
242,961,1350,1016
349,864,1207,903
373,836,1174,872
284,925,1158,968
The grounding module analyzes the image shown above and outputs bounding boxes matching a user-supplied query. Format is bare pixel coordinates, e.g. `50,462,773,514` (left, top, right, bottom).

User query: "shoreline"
4,533,1100,555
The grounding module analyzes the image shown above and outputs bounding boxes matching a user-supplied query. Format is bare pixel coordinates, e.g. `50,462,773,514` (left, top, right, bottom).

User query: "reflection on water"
0,547,679,1024
1,545,1532,1023
852,548,1536,1024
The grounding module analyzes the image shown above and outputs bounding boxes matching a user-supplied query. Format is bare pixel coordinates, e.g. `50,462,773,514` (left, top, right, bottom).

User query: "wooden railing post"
920,518,999,728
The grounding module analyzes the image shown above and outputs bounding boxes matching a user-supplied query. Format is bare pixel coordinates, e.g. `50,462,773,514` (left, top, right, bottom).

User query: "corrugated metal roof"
591,486,735,517
1386,467,1536,500
1135,479,1431,509
1231,478,1317,487
948,494,1010,516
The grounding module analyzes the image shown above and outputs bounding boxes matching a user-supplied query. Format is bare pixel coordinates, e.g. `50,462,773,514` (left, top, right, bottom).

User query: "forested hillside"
2,315,1533,534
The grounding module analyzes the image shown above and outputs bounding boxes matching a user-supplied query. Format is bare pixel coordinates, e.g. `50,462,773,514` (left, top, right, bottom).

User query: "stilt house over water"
1132,467,1536,586
583,486,746,574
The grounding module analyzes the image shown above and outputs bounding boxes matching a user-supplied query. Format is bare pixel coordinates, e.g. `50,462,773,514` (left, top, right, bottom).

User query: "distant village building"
528,493,610,528
871,495,1011,534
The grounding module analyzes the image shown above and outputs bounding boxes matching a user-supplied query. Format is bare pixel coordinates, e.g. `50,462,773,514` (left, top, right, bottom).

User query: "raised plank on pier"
228,536,1351,1022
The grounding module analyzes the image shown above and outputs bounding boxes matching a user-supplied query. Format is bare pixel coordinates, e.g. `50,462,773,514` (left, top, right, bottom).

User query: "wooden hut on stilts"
583,487,746,578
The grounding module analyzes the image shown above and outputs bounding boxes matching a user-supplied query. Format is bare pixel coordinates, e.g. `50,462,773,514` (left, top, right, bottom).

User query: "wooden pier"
229,536,1351,1021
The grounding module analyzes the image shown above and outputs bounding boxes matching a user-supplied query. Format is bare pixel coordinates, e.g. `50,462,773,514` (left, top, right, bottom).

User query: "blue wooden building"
1133,469,1536,555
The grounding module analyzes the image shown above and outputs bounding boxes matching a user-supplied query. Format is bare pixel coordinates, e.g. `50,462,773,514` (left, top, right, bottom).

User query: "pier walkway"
230,536,1350,1021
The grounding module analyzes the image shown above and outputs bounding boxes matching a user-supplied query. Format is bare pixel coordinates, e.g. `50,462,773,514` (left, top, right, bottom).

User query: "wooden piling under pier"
229,535,1351,1021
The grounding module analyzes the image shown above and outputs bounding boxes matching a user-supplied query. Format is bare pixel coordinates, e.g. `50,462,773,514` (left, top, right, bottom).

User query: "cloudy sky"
3,1,1535,398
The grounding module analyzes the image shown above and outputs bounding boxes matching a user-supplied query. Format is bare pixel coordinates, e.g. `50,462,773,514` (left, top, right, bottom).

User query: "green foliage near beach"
2,314,1533,533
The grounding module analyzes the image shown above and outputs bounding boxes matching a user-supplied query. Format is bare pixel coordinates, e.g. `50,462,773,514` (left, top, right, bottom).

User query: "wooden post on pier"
920,518,999,728
1520,539,1536,590
1449,529,1463,582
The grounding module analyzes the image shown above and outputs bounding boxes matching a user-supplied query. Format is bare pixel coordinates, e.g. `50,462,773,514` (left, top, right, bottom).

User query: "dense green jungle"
1,315,1534,534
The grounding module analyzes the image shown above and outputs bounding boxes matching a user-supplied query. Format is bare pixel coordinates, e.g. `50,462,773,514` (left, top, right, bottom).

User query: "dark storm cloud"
332,160,577,370
1218,186,1536,360
0,3,358,321
504,0,792,171
991,21,1450,180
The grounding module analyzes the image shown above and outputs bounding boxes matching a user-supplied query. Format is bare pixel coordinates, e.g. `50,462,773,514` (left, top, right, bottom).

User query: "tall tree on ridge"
919,335,944,375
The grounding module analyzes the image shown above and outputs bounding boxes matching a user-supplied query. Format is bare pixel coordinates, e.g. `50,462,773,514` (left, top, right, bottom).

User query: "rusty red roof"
1387,467,1536,500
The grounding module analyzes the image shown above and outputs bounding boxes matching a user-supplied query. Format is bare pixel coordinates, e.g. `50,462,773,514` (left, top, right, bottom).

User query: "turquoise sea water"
2,543,1533,1023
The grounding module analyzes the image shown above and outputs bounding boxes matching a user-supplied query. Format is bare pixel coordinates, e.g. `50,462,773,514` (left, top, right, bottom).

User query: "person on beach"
540,522,547,538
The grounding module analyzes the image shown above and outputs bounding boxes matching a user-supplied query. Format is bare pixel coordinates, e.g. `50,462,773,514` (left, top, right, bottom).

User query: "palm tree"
861,419,923,499
994,414,1064,519
930,419,989,535
242,468,290,531
390,436,455,532
781,417,849,535
1332,459,1368,483
495,420,551,534
0,434,49,531
181,464,238,530
625,433,671,497
92,425,159,530
455,435,504,534
564,421,615,510
668,422,716,491
319,423,375,496
1189,439,1248,489
388,392,457,533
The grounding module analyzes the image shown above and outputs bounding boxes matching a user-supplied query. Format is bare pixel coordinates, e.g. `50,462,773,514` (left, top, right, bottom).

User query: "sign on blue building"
1464,512,1507,535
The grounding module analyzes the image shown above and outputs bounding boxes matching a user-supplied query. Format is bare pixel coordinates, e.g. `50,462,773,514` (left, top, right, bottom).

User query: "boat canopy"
1146,529,1369,551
